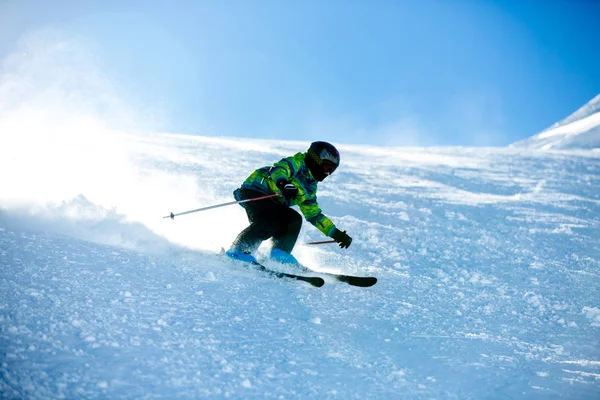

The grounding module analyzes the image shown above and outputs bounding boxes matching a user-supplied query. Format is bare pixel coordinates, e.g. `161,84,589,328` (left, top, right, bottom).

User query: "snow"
1,131,599,399
582,307,600,327
511,94,600,150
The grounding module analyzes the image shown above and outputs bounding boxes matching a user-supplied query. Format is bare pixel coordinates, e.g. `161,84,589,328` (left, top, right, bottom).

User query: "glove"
331,228,352,249
276,179,298,200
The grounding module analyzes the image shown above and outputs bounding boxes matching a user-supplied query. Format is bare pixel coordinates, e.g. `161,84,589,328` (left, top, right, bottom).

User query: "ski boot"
224,248,258,263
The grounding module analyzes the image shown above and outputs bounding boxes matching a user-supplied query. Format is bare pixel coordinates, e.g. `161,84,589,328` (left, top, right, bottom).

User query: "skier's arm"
300,197,353,248
298,198,336,237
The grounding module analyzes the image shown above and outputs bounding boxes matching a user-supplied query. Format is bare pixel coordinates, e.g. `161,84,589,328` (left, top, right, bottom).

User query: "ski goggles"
322,160,337,175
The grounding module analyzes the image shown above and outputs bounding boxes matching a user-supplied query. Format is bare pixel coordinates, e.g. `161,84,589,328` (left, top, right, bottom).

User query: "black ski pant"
232,189,302,254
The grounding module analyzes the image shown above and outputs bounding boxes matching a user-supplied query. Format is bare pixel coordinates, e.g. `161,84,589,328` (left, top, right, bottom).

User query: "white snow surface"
1,130,599,399
511,94,600,150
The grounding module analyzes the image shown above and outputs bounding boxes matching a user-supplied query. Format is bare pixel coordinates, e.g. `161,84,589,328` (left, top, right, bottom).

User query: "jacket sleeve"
298,197,336,237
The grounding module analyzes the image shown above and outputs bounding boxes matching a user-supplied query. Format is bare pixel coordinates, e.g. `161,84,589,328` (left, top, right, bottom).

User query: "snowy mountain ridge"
552,93,600,127
511,93,600,150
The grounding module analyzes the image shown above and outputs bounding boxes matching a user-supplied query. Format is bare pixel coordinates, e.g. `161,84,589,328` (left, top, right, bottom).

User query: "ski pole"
305,240,337,245
163,193,280,220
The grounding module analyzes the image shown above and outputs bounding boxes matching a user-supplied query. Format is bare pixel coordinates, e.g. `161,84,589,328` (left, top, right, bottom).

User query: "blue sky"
1,0,599,146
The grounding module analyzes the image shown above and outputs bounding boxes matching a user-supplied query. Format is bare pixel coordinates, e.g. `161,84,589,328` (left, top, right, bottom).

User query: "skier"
225,141,353,265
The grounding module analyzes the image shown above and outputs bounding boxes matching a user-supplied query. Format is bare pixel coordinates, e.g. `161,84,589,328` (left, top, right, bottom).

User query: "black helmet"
305,141,340,181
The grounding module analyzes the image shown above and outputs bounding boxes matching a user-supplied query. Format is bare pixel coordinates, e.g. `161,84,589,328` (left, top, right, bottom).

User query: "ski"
219,249,374,287
250,261,325,288
220,249,325,287
331,274,377,287
296,265,377,287
314,271,377,287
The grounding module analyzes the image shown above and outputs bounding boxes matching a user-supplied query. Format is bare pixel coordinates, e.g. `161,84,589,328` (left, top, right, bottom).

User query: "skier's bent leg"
271,208,302,254
232,220,276,254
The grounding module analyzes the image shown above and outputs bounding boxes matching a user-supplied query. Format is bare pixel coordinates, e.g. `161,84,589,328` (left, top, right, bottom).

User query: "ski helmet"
305,141,340,181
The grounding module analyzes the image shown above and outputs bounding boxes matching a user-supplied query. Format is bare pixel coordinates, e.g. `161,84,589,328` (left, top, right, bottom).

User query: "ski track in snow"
1,134,600,399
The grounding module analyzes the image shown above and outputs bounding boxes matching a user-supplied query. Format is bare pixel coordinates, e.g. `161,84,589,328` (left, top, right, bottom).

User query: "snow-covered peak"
510,93,600,150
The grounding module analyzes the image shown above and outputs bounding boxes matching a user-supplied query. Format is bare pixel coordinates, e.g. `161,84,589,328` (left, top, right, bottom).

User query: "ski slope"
1,130,599,399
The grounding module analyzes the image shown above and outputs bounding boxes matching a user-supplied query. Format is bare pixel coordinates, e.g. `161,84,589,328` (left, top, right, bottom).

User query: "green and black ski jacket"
237,152,337,237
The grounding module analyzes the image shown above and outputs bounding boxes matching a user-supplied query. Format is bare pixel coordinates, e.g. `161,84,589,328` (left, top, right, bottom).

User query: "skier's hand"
276,180,298,200
331,229,352,249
